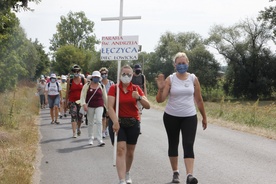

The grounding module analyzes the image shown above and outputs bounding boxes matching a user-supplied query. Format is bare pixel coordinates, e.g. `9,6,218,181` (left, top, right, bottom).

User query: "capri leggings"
163,112,197,158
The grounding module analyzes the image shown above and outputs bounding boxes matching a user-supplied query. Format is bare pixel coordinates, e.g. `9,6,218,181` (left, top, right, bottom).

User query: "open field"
148,96,276,140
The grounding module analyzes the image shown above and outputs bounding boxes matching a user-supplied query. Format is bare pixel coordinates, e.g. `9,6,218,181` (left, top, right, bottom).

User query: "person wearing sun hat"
80,70,107,146
45,73,62,124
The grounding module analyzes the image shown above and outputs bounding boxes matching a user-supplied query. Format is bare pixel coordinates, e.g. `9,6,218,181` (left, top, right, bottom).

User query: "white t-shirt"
164,73,197,117
45,82,62,96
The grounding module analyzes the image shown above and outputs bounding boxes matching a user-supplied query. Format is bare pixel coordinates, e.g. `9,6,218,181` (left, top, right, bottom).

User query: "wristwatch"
137,96,142,101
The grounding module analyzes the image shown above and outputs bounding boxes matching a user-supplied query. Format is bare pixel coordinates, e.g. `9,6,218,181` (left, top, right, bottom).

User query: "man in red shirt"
65,64,87,138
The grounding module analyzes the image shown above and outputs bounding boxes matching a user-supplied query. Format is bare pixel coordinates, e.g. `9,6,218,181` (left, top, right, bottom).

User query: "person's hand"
132,88,140,99
155,73,165,90
202,119,207,130
83,104,88,112
112,121,120,135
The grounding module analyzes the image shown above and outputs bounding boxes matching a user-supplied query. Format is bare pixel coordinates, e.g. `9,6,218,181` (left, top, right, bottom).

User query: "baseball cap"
61,75,66,80
134,64,142,70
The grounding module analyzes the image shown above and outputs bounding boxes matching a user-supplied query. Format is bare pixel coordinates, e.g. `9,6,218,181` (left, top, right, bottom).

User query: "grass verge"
148,95,276,140
0,83,39,184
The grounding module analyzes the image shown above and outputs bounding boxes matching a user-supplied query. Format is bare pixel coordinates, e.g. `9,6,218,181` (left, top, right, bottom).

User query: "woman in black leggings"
156,52,207,184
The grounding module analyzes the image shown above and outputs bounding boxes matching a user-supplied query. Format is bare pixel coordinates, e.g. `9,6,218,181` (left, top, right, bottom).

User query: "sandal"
55,120,60,124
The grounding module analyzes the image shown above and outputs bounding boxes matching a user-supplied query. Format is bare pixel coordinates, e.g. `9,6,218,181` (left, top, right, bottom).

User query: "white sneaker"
88,138,93,145
105,128,109,137
126,172,132,184
98,140,105,146
73,133,77,138
118,180,126,184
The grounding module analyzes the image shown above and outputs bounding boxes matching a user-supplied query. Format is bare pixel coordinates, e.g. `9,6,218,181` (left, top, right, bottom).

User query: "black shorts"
108,119,140,145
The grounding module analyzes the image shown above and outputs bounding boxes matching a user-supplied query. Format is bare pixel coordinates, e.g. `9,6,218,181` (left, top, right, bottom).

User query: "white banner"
100,35,139,61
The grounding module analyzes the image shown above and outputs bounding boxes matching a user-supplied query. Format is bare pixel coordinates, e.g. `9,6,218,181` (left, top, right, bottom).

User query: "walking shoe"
77,129,81,136
105,128,109,137
172,172,180,183
118,180,126,184
186,174,198,184
126,172,132,184
98,140,105,147
59,115,62,119
55,120,60,124
102,132,106,138
64,113,67,117
88,138,93,145
51,120,54,124
73,133,77,138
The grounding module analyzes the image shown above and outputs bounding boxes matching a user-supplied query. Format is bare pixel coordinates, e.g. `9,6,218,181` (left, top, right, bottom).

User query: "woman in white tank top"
156,52,207,184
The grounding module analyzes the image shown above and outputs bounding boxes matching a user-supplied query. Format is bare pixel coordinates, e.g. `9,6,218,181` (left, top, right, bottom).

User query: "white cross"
101,0,141,36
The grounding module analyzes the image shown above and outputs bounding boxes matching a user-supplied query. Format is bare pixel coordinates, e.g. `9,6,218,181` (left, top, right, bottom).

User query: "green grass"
148,95,276,139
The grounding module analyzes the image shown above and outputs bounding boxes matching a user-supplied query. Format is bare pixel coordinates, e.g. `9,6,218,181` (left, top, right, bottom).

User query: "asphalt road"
33,108,276,184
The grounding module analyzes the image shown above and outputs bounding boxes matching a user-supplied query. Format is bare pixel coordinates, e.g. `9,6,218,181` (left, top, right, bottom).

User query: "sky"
16,0,273,63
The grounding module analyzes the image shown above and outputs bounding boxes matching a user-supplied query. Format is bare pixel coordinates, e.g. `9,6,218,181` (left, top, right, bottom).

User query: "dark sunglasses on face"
121,73,132,77
101,73,107,75
73,70,80,73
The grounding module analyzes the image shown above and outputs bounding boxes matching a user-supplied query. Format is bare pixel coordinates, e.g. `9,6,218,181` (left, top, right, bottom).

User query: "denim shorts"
48,95,60,108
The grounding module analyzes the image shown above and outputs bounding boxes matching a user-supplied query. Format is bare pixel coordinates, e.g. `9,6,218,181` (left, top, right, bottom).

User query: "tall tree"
258,3,276,41
150,31,219,90
50,11,99,52
52,45,92,75
33,39,51,78
207,18,276,99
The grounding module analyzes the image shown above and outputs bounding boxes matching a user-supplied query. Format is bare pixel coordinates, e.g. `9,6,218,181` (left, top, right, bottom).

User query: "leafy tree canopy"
50,11,99,52
206,18,276,99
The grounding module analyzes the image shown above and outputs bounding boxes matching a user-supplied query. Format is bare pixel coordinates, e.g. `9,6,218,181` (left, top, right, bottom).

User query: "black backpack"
48,82,60,91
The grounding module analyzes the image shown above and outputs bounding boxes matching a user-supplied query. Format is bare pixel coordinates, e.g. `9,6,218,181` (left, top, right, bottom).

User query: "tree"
150,32,219,90
258,4,276,41
206,18,276,99
52,45,93,75
33,39,51,78
50,11,99,52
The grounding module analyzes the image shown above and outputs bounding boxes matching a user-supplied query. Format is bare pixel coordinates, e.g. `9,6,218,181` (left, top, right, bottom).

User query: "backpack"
48,82,60,91
131,74,145,92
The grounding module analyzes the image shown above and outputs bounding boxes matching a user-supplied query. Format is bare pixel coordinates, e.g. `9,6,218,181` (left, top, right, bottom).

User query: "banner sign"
101,35,139,61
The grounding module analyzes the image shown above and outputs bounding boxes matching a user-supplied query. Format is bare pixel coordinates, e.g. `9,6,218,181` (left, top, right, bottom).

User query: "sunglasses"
101,73,107,75
121,73,132,77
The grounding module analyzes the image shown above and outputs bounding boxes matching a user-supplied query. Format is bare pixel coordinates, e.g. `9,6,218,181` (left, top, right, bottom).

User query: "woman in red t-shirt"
108,65,150,184
65,64,86,138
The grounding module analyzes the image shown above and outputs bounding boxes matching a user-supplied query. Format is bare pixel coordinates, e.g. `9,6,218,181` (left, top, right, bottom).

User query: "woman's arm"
156,74,171,103
194,77,207,130
107,95,120,134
